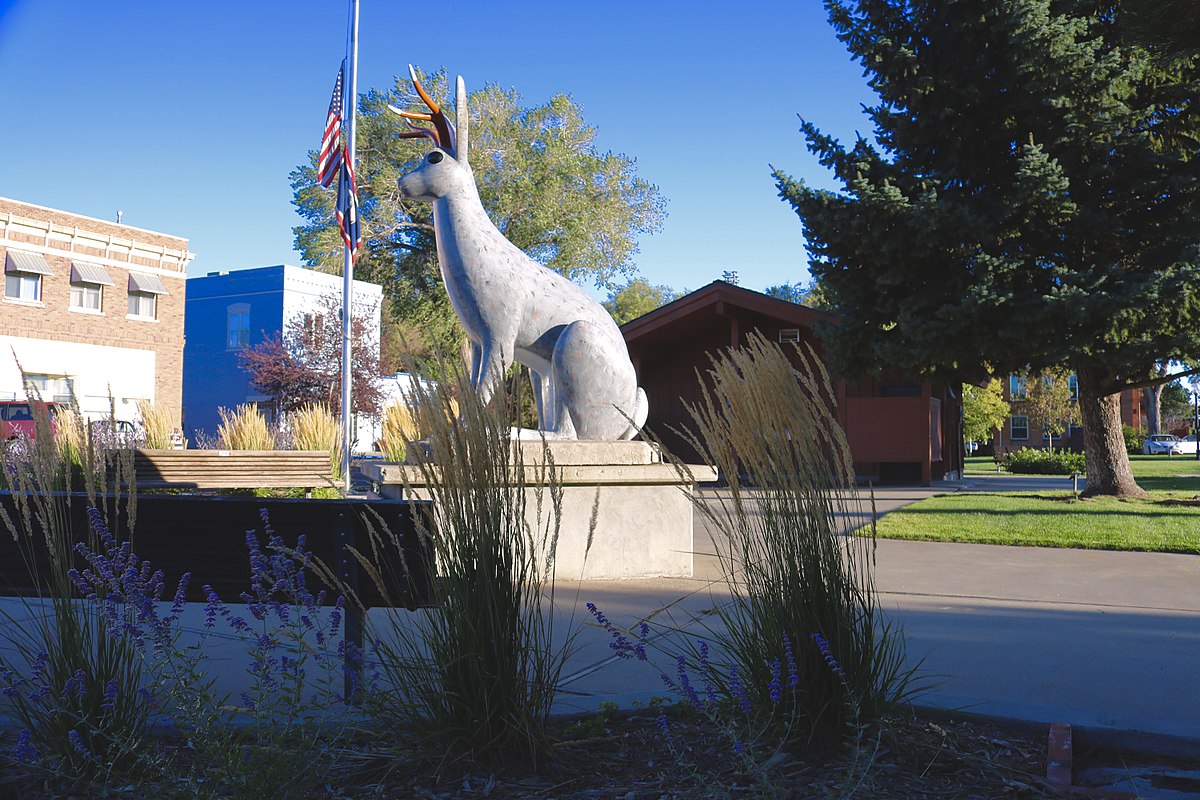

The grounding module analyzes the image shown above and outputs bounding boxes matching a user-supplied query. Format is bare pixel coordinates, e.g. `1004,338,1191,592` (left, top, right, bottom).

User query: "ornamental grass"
363,355,574,766
289,404,343,481
134,399,179,450
671,332,924,751
216,404,276,451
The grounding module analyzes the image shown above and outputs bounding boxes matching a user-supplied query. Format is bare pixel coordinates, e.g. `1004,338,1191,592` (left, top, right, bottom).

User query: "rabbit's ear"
455,75,469,166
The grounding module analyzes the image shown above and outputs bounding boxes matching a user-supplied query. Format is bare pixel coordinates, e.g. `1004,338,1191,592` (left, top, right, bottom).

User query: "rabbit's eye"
428,151,444,164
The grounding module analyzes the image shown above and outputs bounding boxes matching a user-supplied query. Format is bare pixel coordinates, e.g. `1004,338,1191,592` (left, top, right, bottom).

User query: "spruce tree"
776,0,1200,497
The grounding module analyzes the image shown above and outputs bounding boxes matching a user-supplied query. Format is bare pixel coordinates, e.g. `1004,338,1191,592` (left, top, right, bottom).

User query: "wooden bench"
993,447,1011,471
130,449,335,493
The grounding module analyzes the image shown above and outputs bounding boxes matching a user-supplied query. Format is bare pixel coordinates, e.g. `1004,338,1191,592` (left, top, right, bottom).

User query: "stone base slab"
363,451,716,580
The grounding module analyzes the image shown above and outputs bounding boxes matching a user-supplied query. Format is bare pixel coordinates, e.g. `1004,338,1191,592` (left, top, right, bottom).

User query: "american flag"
318,62,345,187
336,144,361,254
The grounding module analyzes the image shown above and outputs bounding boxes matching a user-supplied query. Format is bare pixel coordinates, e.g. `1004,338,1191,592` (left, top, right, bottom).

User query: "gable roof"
621,280,835,346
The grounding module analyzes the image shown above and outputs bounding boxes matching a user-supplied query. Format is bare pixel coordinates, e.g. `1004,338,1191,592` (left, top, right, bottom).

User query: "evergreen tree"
776,0,1200,497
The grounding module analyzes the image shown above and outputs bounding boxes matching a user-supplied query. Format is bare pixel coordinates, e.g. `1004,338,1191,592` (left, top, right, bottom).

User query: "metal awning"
4,250,53,276
70,261,114,286
128,272,169,295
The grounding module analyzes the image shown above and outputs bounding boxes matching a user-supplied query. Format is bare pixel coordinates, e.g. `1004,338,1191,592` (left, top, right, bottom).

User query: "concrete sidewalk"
1,478,1193,755
553,481,1200,753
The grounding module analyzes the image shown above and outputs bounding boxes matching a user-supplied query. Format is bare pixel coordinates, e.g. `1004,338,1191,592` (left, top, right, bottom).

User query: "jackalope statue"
391,67,648,441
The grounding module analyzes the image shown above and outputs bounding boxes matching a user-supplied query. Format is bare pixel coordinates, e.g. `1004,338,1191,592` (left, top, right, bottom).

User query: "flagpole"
340,0,359,493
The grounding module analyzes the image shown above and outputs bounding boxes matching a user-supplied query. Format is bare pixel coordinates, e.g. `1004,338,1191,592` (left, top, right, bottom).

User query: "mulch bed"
0,710,1058,798
332,711,1056,799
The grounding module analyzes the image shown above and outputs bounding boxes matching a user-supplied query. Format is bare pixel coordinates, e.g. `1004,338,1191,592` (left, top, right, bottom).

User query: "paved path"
0,477,1194,755
555,480,1200,754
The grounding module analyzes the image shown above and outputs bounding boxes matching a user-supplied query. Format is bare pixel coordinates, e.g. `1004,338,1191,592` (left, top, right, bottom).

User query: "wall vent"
779,328,801,343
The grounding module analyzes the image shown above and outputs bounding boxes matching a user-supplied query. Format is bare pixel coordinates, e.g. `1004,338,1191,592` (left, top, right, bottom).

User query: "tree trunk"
1143,383,1164,435
1078,368,1147,499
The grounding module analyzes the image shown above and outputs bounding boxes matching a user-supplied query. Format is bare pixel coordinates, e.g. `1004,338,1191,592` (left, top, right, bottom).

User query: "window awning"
4,250,53,276
128,272,169,295
70,261,114,286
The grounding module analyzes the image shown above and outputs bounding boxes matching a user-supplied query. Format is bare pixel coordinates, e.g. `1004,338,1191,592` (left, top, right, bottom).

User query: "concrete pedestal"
362,441,716,580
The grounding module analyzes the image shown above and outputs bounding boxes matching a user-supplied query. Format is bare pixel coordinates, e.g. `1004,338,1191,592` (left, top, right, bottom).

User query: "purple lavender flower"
63,668,87,702
10,729,38,763
585,602,639,659
656,708,672,743
67,729,94,761
676,655,702,708
783,633,800,687
728,666,752,715
698,640,714,710
768,658,782,704
634,621,649,661
812,632,845,676
100,678,118,711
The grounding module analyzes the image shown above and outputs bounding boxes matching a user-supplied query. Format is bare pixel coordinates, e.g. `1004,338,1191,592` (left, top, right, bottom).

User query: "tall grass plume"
365,355,572,765
290,404,342,481
673,332,923,750
216,404,276,450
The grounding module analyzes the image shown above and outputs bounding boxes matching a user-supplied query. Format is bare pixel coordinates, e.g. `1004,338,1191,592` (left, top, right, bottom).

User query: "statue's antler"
388,65,455,152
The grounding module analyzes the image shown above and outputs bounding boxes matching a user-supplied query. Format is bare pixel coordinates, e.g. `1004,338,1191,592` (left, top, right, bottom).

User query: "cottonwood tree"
1017,368,1081,452
292,69,666,368
239,293,383,418
775,0,1200,497
603,278,678,325
963,379,1010,448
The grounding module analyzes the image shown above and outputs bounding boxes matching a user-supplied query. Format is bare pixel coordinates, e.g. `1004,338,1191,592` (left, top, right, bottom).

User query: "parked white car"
1144,434,1180,455
1170,435,1199,456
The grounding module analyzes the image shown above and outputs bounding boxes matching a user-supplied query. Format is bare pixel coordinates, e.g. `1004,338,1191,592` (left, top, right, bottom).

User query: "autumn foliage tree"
239,293,384,419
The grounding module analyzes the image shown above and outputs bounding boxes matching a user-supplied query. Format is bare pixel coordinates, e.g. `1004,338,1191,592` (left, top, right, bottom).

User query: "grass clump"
135,399,181,449
216,404,276,450
289,403,343,481
379,400,419,462
365,357,572,766
671,333,922,751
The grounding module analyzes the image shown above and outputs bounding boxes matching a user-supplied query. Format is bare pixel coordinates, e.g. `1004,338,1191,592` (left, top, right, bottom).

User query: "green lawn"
877,454,1200,552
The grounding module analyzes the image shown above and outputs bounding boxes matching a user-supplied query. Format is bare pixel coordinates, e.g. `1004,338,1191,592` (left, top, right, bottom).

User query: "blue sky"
0,1,876,296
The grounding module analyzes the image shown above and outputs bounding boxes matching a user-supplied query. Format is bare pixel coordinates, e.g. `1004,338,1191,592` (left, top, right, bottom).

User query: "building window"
69,261,112,312
4,250,52,303
4,272,41,302
1009,374,1027,401
128,291,158,319
227,304,250,349
127,272,169,321
1068,373,1079,401
24,374,75,403
71,282,103,311
1010,415,1029,440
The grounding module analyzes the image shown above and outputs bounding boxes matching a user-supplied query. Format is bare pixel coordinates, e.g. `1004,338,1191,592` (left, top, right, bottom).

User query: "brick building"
0,197,190,425
991,373,1142,454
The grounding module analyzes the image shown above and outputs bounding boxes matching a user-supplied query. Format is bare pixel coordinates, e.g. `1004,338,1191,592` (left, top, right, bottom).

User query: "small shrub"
290,404,342,481
217,404,276,450
135,399,182,450
1001,447,1086,475
1123,424,1146,456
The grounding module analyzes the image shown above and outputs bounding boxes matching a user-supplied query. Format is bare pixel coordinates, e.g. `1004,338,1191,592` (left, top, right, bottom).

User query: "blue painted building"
182,265,382,444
